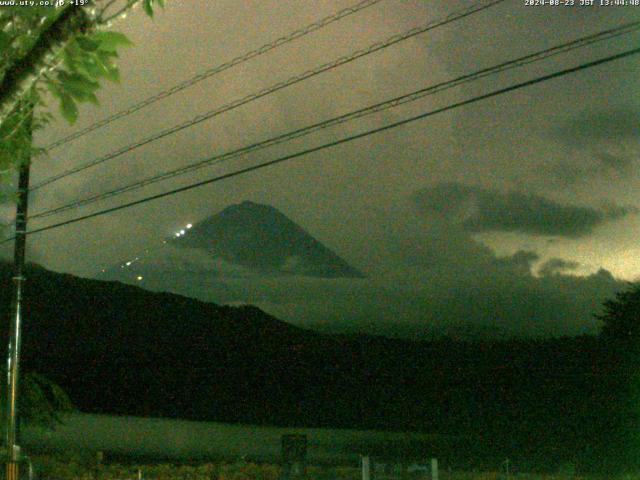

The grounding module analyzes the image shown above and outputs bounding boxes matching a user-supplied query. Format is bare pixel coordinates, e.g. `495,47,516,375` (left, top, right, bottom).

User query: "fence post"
362,456,371,480
430,459,438,480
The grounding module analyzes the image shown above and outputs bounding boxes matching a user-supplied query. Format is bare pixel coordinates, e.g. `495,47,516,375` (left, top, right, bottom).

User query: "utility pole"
5,106,32,480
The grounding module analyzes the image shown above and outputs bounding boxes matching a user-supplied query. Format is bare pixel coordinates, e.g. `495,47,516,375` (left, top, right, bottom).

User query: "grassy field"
21,413,448,463
20,414,638,479
23,456,640,480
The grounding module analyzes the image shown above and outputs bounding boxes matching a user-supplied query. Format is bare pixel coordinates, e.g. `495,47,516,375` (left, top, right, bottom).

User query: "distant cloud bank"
414,182,637,237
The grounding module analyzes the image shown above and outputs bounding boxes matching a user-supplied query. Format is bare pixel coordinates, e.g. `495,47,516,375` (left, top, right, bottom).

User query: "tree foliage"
0,0,164,182
597,282,640,343
45,29,133,123
0,367,75,430
18,371,75,427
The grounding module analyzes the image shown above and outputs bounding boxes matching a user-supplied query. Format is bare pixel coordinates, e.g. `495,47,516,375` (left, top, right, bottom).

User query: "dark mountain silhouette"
98,201,363,298
171,201,363,278
0,262,632,472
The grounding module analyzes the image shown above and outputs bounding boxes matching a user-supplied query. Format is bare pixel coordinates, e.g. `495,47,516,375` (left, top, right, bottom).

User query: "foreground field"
27,457,636,480
22,414,444,463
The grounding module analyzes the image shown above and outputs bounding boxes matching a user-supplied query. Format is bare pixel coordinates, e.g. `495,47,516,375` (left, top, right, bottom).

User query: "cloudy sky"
8,0,640,337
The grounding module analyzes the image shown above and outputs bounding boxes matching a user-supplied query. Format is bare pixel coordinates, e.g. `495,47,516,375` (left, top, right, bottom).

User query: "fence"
279,433,439,480
362,456,439,480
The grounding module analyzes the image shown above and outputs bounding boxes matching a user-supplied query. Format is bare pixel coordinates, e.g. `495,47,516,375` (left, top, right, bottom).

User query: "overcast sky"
7,0,640,337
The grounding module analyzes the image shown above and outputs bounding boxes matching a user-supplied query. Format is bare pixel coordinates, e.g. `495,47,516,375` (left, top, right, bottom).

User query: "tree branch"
99,0,138,25
96,0,120,23
0,6,93,128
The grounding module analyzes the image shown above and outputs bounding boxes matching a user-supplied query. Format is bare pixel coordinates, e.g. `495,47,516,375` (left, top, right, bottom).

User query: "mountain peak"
219,201,288,222
231,200,271,211
176,202,363,278
238,200,264,208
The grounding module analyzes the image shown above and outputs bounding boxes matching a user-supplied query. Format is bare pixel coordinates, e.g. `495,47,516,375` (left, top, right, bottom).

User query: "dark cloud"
495,250,540,276
549,150,637,186
597,151,634,173
414,182,636,238
556,108,640,146
106,209,625,339
499,250,539,266
146,255,621,339
538,258,580,277
548,109,640,184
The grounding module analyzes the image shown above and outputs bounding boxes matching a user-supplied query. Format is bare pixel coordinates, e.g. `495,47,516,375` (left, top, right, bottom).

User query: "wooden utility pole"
5,106,32,480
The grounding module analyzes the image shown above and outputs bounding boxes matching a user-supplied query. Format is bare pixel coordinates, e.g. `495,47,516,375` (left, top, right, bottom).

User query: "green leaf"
0,31,10,52
99,49,119,59
102,63,120,83
76,36,100,52
77,56,104,79
86,92,100,105
94,50,120,82
59,83,97,103
143,0,154,17
58,71,100,93
156,0,166,7
45,80,63,101
59,92,79,124
58,71,98,87
58,83,92,102
62,39,83,73
62,49,77,73
92,31,134,52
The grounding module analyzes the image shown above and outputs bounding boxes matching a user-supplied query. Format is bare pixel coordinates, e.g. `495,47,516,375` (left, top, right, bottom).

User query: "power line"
29,20,640,220
43,0,386,151
11,45,639,242
30,0,505,191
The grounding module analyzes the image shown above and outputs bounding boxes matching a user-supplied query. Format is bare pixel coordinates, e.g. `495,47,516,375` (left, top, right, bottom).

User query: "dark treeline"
0,262,637,473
